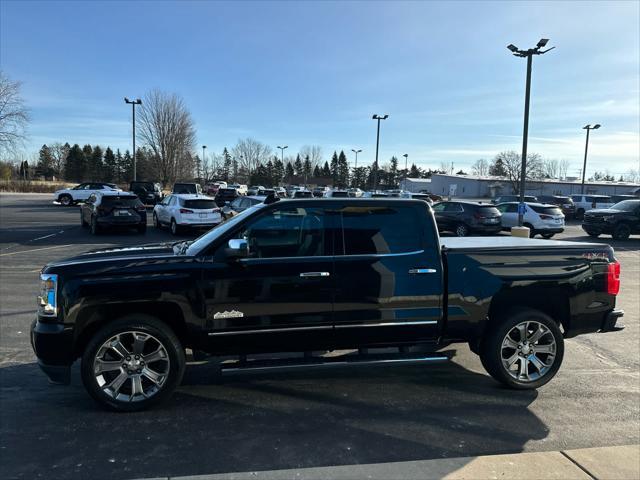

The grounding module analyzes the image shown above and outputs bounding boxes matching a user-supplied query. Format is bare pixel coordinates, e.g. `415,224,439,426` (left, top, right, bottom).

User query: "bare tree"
495,150,544,194
471,158,489,177
440,161,452,173
232,138,271,175
136,89,196,184
49,142,70,179
624,168,639,183
542,159,560,179
0,71,29,156
558,159,570,180
298,145,323,168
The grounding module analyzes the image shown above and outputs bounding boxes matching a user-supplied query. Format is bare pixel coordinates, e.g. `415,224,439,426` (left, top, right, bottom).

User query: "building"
400,174,640,199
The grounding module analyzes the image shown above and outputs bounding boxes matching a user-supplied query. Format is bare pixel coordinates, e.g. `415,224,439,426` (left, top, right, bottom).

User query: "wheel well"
73,302,188,358
487,287,570,334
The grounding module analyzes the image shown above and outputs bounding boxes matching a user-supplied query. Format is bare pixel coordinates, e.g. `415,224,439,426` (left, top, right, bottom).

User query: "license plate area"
115,209,131,216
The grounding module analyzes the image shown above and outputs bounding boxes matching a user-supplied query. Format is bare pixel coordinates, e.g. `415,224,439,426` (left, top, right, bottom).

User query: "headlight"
37,274,58,317
603,215,617,222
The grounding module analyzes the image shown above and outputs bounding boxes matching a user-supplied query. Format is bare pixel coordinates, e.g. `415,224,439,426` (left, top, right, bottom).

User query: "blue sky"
1,0,638,177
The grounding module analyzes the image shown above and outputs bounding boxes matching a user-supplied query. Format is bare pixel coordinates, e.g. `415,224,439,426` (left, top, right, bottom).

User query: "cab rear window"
183,199,217,209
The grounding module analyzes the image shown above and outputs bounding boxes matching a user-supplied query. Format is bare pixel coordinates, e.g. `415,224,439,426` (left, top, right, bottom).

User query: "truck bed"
441,236,608,252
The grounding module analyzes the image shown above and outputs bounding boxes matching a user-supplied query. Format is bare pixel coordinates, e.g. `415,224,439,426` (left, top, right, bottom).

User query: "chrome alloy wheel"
500,320,556,382
93,331,170,402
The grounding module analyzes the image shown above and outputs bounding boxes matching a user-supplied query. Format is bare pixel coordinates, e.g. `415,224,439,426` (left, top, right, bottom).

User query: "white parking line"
0,244,73,257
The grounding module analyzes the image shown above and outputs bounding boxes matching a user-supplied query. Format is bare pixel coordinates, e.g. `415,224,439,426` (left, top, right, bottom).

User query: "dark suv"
214,188,240,207
172,183,202,195
538,195,576,219
582,199,640,240
80,192,147,235
432,201,502,236
129,181,163,205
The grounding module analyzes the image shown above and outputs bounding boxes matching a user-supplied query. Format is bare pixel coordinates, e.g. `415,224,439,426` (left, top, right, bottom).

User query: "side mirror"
225,238,248,259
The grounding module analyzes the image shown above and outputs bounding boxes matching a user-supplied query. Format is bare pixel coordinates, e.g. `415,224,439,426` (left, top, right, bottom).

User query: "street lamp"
402,154,409,190
351,149,362,169
124,97,142,181
201,145,207,182
507,38,554,226
581,124,601,194
372,114,388,190
277,145,288,164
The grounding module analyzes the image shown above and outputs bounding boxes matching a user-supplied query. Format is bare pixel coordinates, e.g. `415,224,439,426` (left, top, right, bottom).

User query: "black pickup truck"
31,198,624,411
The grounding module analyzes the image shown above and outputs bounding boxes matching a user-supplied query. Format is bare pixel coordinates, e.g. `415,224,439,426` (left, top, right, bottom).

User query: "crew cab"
31,198,624,411
582,199,640,240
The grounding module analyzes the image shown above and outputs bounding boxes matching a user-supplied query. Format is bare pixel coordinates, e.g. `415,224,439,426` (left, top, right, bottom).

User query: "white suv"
570,195,613,219
496,202,565,238
152,194,223,235
54,182,121,206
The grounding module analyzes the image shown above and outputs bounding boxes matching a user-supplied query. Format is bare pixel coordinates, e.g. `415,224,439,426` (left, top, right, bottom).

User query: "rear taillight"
539,214,552,220
606,261,621,295
180,208,194,214
136,205,146,212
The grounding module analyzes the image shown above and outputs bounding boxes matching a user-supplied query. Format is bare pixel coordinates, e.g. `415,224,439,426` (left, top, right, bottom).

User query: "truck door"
332,202,443,347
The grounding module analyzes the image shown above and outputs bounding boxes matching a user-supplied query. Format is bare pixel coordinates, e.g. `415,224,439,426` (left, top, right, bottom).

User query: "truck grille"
583,215,604,224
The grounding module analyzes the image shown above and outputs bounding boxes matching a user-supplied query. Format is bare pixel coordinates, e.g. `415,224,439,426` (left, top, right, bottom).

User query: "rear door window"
339,205,423,255
444,203,464,212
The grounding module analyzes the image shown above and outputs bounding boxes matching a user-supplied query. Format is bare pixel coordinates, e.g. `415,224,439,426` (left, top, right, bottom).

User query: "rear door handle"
300,272,331,278
408,268,437,274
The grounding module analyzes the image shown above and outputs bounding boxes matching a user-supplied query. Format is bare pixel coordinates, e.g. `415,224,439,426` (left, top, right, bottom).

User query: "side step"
218,351,449,376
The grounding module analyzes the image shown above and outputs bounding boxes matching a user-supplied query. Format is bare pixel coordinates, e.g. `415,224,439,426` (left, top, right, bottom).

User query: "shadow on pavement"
0,352,546,480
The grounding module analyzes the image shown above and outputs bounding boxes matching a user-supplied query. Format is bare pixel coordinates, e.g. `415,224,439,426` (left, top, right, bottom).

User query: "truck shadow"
0,352,547,480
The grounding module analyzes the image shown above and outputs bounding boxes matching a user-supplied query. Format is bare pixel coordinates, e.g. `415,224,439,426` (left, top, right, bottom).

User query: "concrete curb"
137,444,640,480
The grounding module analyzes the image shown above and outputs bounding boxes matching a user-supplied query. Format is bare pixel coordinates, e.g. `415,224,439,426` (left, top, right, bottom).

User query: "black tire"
170,218,180,236
90,216,100,235
59,194,72,206
480,308,564,390
541,232,555,239
524,223,536,238
586,231,600,238
153,213,161,229
80,315,185,412
454,223,469,237
612,223,631,241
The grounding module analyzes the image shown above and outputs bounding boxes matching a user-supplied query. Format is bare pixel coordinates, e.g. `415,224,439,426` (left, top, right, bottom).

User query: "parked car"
432,201,502,236
292,189,312,198
537,195,576,219
214,187,240,207
54,182,122,206
152,194,222,235
247,185,265,196
172,182,203,195
129,181,163,205
222,195,266,217
274,187,287,198
32,197,624,411
418,190,443,201
362,191,389,198
227,184,248,195
313,186,329,197
410,193,434,205
570,194,613,219
495,202,565,238
257,188,277,197
80,192,146,235
610,194,637,204
347,188,363,198
492,195,538,204
323,189,349,198
582,199,640,240
204,182,226,196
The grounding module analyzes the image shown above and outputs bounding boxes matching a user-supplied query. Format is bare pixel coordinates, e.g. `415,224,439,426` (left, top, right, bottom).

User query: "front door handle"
408,268,437,274
299,272,330,278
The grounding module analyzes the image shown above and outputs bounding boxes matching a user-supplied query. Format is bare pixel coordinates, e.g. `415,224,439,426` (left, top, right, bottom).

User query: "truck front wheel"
81,315,185,412
480,309,564,389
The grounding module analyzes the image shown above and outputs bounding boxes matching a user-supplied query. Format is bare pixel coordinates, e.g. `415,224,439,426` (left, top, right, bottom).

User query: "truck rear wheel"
480,308,564,389
81,315,185,412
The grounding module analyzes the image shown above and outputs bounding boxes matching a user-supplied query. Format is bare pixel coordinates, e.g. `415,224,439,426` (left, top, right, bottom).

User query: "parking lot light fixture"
351,149,362,169
277,145,288,165
201,145,206,183
402,153,409,187
581,124,601,194
124,97,142,181
507,39,554,226
372,114,389,190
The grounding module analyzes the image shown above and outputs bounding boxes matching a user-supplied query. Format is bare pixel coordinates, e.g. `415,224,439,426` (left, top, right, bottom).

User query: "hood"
586,208,622,216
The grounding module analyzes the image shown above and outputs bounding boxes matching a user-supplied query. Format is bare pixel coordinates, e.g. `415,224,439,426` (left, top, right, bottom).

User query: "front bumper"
582,223,612,235
30,319,74,384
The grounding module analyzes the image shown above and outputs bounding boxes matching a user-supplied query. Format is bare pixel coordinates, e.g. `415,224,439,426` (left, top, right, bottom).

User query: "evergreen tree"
88,145,103,181
114,149,124,182
265,159,275,185
293,154,303,176
389,156,399,188
322,161,331,177
330,151,339,185
121,150,134,182
37,144,54,178
64,144,86,182
285,162,295,182
103,147,117,182
313,165,321,178
232,157,239,183
337,150,349,187
81,144,93,181
303,155,312,182
489,157,507,176
222,148,232,181
409,163,421,178
273,158,285,185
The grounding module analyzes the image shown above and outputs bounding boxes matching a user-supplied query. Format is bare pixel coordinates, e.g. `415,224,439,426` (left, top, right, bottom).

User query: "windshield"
185,204,265,256
611,200,640,212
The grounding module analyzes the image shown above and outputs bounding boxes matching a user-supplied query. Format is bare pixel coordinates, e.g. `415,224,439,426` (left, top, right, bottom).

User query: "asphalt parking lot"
1,193,638,480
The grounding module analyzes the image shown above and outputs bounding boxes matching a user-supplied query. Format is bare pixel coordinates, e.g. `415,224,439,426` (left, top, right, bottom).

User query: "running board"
218,351,449,375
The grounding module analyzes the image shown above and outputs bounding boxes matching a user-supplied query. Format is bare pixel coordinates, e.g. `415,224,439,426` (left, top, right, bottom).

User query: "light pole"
507,38,554,226
402,153,408,189
124,97,142,181
201,145,206,182
351,148,362,169
372,114,388,190
581,124,601,194
277,145,288,164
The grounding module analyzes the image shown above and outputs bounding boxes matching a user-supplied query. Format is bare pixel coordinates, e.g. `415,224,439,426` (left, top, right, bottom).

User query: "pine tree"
88,145,103,181
232,157,239,183
114,149,124,182
285,162,294,182
103,147,117,182
313,165,321,178
273,158,285,186
322,161,331,177
266,159,275,186
64,144,86,182
330,151,339,185
303,155,312,182
489,157,507,176
337,150,349,187
409,163,421,178
294,154,303,176
37,144,54,178
121,150,133,182
389,156,399,188
222,148,232,181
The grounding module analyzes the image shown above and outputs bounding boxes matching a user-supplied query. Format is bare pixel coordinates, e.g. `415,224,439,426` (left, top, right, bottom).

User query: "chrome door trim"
335,320,438,329
300,271,330,278
208,325,332,336
408,268,438,274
